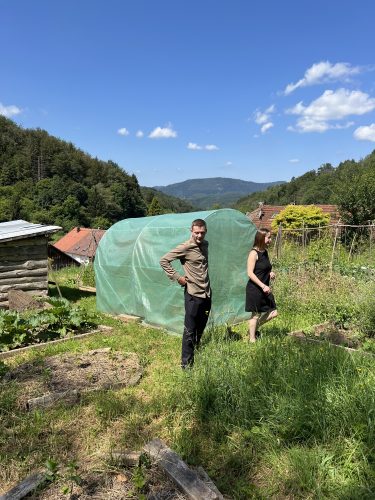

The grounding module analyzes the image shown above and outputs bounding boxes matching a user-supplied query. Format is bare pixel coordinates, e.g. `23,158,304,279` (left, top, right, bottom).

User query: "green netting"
95,209,257,333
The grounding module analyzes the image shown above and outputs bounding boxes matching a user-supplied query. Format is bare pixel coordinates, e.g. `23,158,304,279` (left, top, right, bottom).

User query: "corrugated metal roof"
0,220,61,243
53,227,106,258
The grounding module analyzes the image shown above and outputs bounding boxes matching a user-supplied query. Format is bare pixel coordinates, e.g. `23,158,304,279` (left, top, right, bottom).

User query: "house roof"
0,220,61,243
53,227,106,258
247,204,340,230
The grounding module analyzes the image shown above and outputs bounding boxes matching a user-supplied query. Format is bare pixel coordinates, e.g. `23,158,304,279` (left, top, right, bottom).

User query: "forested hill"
0,116,195,231
154,177,283,209
234,152,375,225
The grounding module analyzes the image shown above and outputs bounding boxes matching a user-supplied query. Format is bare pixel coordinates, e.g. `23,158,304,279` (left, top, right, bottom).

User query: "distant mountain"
154,177,284,209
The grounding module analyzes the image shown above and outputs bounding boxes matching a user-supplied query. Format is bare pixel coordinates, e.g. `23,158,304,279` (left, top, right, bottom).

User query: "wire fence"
272,223,375,270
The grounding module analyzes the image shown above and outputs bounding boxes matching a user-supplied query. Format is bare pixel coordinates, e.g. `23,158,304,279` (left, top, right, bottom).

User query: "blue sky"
1,0,375,187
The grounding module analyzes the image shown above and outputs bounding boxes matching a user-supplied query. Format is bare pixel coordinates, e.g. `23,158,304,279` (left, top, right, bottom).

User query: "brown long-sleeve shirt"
160,238,211,298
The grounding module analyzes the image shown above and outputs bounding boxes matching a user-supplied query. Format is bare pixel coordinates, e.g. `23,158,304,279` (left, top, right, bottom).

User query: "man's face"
191,224,207,245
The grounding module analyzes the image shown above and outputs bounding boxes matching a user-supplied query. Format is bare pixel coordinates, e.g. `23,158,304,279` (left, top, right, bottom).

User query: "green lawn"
1,250,374,498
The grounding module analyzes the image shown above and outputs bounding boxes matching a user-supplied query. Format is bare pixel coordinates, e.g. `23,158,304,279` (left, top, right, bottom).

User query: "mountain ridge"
154,177,284,209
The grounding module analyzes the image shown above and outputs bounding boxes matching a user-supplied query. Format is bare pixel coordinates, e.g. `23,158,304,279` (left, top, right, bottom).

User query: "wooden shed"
0,220,61,308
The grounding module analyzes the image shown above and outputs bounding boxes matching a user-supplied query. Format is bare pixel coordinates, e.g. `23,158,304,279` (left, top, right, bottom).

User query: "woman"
246,227,278,342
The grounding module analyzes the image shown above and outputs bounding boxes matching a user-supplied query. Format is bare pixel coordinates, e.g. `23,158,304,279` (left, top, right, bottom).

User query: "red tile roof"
247,204,340,230
53,227,106,258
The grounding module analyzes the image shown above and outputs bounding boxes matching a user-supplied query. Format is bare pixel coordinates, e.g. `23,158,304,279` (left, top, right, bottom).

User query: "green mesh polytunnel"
95,209,257,333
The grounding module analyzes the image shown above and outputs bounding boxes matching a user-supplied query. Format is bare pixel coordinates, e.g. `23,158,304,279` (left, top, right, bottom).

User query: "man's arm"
160,243,187,284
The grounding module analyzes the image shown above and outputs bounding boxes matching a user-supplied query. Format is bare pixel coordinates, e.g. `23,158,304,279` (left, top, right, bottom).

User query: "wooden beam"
143,439,222,500
0,471,46,500
0,260,48,272
26,390,80,411
0,269,47,280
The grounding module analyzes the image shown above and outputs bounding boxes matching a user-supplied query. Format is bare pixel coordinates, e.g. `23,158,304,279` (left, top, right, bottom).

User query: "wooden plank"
196,466,224,499
0,236,47,248
143,439,222,500
0,282,48,293
0,269,47,280
0,260,48,272
0,247,46,258
78,286,96,293
26,390,80,411
0,471,46,500
116,314,141,323
0,326,114,359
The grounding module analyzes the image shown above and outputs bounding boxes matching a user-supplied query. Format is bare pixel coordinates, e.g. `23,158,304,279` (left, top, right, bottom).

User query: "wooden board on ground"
116,313,142,323
78,286,96,293
0,471,46,500
143,439,223,500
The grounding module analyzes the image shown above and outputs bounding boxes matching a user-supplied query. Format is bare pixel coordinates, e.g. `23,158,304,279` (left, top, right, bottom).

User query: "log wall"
0,236,48,308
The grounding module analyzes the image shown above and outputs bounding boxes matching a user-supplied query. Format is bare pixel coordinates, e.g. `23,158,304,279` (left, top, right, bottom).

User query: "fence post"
276,224,282,259
330,224,339,273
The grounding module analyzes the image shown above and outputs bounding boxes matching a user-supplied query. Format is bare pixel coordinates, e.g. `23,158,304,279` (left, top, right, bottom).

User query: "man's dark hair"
191,219,207,229
253,227,270,251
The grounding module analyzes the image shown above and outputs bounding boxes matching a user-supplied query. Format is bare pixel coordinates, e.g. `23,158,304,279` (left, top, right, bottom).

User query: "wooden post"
348,232,357,261
276,224,282,259
330,224,339,273
48,260,63,299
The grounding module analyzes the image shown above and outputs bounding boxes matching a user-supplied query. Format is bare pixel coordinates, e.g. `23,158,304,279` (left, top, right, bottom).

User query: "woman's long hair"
253,227,270,251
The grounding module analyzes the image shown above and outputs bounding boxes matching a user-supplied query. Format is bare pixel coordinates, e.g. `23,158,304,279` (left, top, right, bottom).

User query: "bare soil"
30,466,187,499
4,348,143,407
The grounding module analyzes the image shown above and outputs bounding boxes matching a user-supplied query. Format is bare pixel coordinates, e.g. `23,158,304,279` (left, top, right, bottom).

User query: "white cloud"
354,123,375,142
149,124,177,139
117,127,129,136
289,158,300,163
0,102,22,118
136,130,144,138
253,105,275,134
187,142,219,151
284,61,362,95
187,142,202,150
254,105,275,124
226,161,233,166
287,88,375,133
261,122,274,134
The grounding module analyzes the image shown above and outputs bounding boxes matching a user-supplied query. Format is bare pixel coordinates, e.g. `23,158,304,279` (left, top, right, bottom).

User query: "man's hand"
178,276,187,286
270,271,276,280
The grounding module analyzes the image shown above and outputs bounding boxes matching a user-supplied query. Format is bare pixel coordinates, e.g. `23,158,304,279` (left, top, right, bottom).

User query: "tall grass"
166,335,375,498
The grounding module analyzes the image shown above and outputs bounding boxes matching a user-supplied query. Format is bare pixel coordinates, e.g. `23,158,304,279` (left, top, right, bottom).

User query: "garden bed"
3,348,143,409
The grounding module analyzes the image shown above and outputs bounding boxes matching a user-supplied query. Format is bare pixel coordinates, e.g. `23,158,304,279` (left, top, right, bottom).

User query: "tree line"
0,117,194,230
234,153,375,226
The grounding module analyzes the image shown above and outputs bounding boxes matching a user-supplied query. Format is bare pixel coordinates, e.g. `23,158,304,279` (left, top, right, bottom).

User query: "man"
160,219,211,368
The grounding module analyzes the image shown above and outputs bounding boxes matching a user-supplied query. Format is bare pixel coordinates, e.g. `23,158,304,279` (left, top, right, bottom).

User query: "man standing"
160,219,211,368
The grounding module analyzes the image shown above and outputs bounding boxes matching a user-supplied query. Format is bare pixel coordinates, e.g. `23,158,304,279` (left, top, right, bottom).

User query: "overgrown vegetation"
234,152,375,226
0,298,97,351
0,240,374,498
271,204,330,231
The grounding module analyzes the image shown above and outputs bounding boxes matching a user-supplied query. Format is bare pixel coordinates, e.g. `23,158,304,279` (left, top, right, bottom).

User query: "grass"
1,245,375,498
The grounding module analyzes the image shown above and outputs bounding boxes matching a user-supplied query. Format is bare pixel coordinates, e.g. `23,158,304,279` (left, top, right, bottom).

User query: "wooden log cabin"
0,220,61,308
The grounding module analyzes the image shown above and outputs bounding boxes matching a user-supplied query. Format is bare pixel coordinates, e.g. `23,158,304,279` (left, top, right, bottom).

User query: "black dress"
245,249,277,313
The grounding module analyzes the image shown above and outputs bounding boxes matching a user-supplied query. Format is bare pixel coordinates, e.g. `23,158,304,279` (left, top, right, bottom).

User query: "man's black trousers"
182,291,211,368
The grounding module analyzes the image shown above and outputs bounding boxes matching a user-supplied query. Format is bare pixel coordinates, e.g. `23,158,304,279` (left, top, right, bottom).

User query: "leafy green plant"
80,263,96,288
44,458,82,496
0,298,97,352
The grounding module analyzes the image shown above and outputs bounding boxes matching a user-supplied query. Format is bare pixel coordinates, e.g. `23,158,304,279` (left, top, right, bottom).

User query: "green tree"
147,196,163,215
337,165,375,225
271,205,330,231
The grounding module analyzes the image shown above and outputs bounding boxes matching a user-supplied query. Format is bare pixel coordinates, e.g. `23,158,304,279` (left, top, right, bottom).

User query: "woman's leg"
248,314,259,343
257,309,278,328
